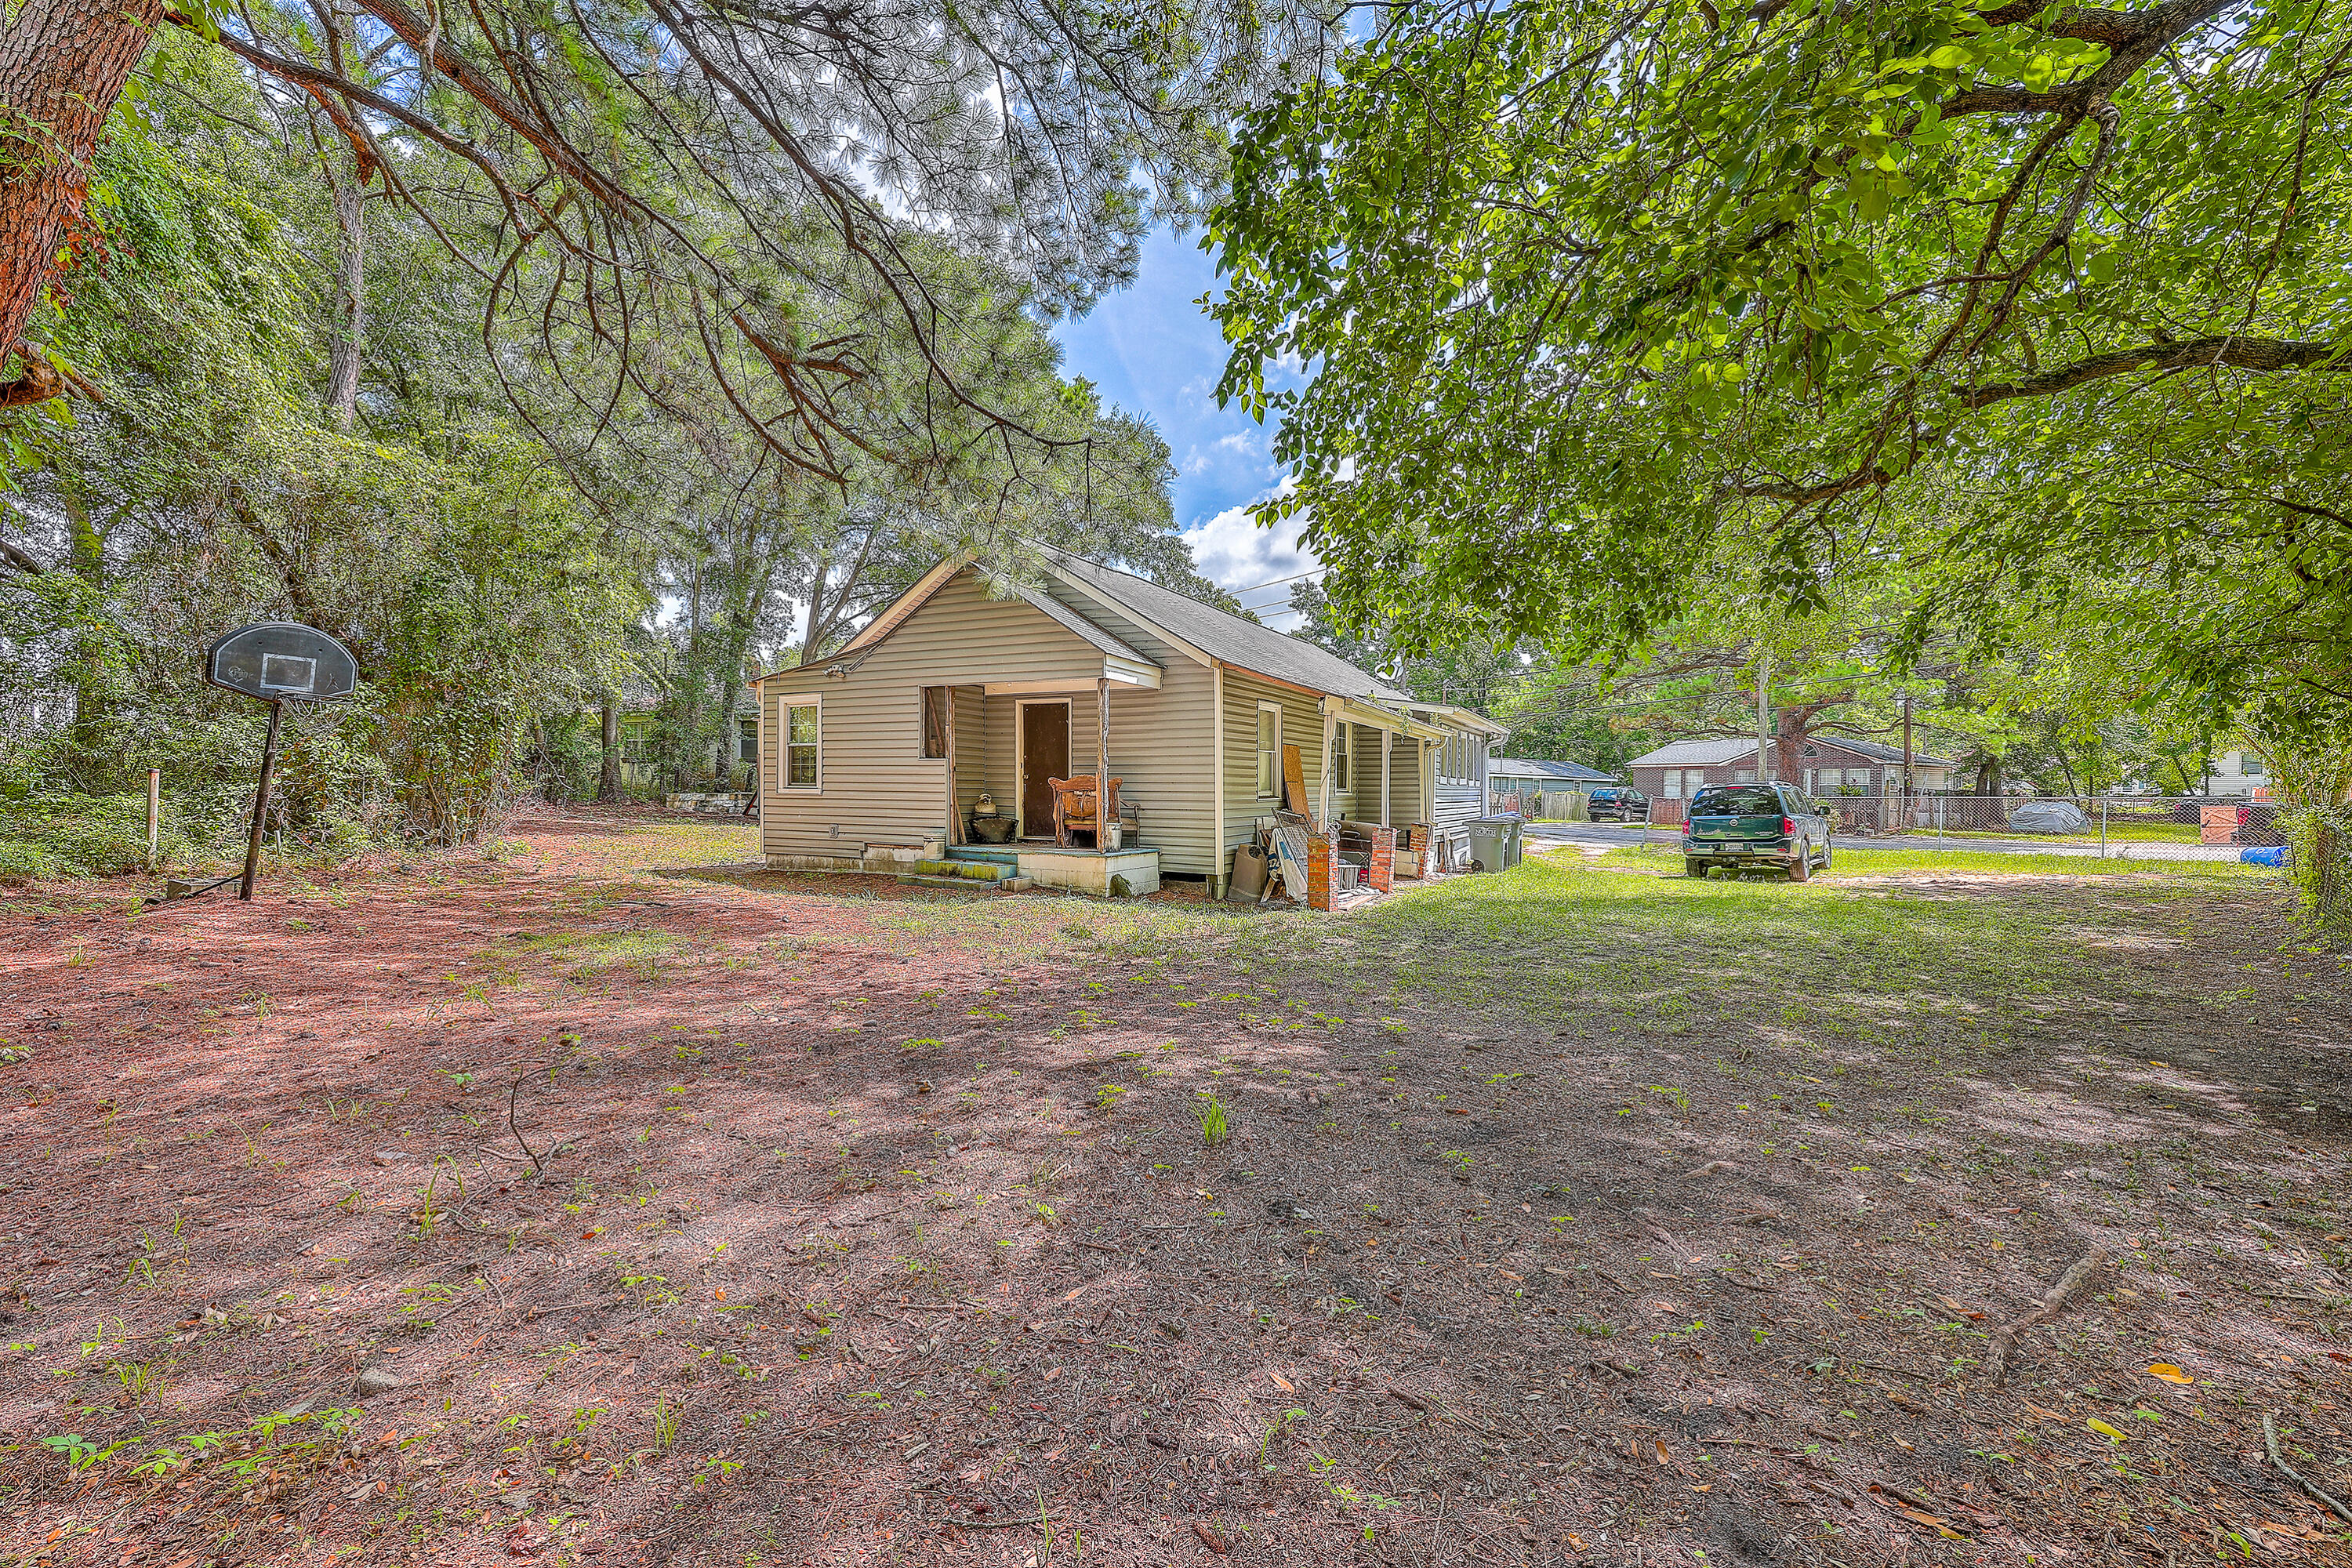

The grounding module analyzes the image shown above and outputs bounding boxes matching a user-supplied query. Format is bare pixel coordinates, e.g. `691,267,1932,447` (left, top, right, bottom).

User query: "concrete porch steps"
945,846,1021,866
897,871,1033,892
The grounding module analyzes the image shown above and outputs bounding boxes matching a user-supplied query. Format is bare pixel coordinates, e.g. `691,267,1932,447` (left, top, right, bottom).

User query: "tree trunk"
0,0,162,397
598,691,620,801
324,165,365,428
318,0,366,430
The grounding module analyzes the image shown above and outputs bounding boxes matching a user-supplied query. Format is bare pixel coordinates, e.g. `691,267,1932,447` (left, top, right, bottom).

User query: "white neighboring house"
2201,749,2272,798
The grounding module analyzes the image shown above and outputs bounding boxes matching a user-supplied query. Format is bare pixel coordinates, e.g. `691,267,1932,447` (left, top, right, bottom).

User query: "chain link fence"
1629,792,2288,862
1818,793,2283,848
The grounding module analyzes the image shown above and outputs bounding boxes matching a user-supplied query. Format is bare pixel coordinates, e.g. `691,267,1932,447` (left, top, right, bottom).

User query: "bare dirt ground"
2,805,2350,1568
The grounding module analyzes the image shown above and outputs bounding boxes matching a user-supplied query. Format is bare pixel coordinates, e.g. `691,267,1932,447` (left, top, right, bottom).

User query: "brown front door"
1020,702,1069,837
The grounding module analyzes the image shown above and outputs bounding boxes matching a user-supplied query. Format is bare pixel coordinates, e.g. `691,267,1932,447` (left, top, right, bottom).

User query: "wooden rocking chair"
1048,775,1122,848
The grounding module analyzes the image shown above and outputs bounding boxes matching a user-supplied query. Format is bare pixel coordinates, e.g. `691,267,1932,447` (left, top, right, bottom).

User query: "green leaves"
1210,0,2352,718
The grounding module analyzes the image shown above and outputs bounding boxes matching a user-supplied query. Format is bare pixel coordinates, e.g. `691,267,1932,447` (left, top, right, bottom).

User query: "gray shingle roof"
1014,586,1157,669
1626,738,1757,768
1805,735,1952,767
1490,757,1617,784
1042,547,1413,704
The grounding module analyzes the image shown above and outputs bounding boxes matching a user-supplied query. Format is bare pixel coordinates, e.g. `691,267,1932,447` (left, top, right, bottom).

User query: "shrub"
0,795,180,876
2285,807,2352,936
0,839,66,884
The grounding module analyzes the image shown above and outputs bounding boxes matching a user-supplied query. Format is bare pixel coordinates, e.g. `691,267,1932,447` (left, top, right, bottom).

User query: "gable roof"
1628,735,1954,769
1804,735,1952,767
1491,757,1617,784
757,546,1500,726
1627,738,1757,768
1038,547,1413,705
1012,585,1155,668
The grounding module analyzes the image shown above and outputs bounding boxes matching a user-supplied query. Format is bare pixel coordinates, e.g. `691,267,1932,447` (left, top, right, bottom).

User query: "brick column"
1306,828,1338,912
1368,826,1396,892
1399,824,1429,879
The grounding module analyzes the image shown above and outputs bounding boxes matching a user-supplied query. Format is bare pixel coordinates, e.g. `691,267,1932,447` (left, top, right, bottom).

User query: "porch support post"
943,687,961,845
1381,728,1392,827
1318,697,1336,829
1097,677,1114,832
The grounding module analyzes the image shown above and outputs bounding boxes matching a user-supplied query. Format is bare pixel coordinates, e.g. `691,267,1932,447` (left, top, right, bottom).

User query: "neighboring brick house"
1625,735,1954,805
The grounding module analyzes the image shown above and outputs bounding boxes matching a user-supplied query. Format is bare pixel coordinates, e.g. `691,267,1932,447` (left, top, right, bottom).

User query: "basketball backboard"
204,622,359,702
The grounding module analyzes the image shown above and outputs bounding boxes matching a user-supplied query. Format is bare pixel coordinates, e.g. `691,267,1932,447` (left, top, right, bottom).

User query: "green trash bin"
1502,816,1524,869
1466,818,1511,873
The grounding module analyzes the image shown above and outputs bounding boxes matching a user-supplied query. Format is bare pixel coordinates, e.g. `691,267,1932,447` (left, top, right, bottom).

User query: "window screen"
782,703,819,787
1333,724,1350,791
1257,706,1281,796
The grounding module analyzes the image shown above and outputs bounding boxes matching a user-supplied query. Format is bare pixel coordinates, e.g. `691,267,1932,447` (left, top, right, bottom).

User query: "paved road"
1523,820,2249,863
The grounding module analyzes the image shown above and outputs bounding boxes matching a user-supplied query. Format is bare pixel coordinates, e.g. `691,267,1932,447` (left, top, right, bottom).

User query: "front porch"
942,843,1160,896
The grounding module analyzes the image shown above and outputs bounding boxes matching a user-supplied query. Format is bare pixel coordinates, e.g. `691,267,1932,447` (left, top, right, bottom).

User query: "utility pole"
1901,691,1914,833
1756,651,1773,782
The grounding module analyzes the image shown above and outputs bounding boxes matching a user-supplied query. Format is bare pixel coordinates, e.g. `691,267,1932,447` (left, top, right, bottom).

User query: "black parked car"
1586,786,1650,822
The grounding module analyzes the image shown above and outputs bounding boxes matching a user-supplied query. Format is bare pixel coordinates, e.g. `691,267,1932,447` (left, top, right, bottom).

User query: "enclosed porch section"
929,674,1163,895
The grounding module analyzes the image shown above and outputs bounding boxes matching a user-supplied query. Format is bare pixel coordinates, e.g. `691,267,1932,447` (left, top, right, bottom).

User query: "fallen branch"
1980,1248,2108,1387
479,1058,555,1174
2265,1412,2352,1525
1871,1479,1942,1515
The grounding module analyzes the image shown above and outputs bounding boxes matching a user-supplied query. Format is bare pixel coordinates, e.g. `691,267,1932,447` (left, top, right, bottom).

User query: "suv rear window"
1690,786,1780,815
1591,788,1620,800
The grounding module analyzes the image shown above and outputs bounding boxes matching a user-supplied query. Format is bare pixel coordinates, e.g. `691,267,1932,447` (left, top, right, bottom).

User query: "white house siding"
978,690,1100,839
758,569,1120,862
1426,722,1489,858
1035,582,1221,880
1218,669,1329,867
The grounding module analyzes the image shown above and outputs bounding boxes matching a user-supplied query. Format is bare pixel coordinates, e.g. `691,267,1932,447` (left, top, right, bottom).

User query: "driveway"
1523,818,2245,862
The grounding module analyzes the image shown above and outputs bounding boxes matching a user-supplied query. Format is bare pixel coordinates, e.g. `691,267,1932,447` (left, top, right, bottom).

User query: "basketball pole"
240,698,286,901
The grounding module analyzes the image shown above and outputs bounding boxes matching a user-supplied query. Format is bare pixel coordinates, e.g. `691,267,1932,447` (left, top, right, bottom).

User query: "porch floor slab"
1005,844,1160,896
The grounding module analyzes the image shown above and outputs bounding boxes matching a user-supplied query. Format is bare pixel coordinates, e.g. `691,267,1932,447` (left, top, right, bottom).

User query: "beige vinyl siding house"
750,549,1503,896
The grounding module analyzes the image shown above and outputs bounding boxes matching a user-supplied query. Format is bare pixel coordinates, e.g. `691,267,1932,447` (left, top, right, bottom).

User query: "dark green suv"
1681,782,1832,881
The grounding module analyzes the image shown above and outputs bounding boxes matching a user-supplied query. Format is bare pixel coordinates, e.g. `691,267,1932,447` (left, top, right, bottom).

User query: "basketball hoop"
163,622,361,902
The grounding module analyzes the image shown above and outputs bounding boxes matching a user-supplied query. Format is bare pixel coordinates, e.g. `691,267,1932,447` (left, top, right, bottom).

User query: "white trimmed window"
781,701,821,789
1257,703,1283,797
1333,724,1350,791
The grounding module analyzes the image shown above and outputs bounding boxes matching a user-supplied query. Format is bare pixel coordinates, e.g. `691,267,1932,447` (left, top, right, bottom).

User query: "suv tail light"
1780,815,1795,837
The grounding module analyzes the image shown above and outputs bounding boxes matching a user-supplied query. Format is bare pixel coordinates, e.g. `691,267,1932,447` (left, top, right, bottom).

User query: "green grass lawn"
1225,843,2299,1074
1604,840,2277,878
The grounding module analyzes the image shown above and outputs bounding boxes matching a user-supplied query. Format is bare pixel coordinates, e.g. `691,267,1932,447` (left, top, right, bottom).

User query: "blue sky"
1052,225,1319,623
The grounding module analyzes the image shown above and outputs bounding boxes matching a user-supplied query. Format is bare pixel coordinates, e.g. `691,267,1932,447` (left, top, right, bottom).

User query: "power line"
1224,564,1327,597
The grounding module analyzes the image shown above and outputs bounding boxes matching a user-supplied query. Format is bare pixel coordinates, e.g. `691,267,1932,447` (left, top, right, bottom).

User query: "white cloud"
1182,481,1316,593
1214,430,1260,456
